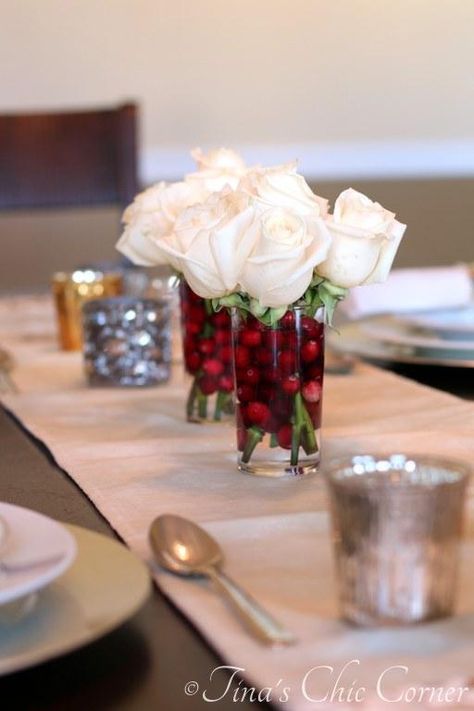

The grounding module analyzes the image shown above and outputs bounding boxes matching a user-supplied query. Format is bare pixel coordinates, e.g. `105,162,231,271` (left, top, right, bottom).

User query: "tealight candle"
52,270,123,351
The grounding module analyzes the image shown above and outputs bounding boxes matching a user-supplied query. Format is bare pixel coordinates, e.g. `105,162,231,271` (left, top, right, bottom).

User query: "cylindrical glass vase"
179,281,234,422
231,306,324,477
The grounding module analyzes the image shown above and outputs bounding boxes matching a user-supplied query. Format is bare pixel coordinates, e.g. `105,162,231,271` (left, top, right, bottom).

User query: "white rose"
240,207,332,309
316,188,406,288
240,162,329,217
116,181,202,266
158,189,259,298
186,146,247,194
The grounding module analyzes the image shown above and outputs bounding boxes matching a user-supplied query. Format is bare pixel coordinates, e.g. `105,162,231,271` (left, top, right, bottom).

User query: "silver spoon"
149,514,296,646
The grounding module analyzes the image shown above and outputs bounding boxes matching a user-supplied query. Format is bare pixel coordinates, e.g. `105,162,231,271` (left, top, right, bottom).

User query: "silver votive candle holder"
82,296,171,387
325,454,471,627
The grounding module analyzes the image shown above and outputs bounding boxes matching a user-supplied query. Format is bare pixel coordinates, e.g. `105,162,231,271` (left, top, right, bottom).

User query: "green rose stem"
241,426,264,464
291,391,318,466
214,391,232,421
197,386,208,419
186,378,199,420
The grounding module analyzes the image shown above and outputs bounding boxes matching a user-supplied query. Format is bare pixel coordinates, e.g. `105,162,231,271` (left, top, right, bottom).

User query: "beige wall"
1,0,473,153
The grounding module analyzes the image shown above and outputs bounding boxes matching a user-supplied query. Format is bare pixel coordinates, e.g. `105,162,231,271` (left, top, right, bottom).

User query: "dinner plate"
0,503,77,606
401,304,474,340
0,524,151,676
329,318,474,369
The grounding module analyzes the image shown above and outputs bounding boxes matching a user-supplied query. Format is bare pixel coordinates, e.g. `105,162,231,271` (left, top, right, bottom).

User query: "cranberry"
304,364,323,380
199,338,216,356
202,359,224,377
263,366,280,383
279,349,296,373
257,383,275,403
218,374,234,393
302,380,322,403
219,345,233,363
185,321,201,337
264,414,280,433
237,384,254,403
240,329,262,348
282,375,300,395
256,347,273,366
185,351,201,373
214,329,231,346
277,424,293,449
247,401,270,427
199,375,218,395
242,367,260,386
237,427,247,451
284,332,298,349
301,340,320,363
211,310,230,328
234,345,250,369
280,311,295,329
301,316,320,340
263,330,284,350
189,306,206,324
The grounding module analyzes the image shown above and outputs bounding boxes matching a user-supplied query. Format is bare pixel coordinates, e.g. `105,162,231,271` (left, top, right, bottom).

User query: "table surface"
0,362,471,709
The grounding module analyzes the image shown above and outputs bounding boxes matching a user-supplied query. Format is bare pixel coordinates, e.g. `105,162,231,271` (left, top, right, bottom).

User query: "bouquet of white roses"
117,148,406,475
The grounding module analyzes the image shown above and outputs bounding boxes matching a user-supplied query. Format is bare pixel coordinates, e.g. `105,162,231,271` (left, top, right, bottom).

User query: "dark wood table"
0,408,263,710
0,363,470,709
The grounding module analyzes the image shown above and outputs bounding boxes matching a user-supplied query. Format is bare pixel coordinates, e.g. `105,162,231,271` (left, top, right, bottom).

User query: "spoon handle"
204,567,296,646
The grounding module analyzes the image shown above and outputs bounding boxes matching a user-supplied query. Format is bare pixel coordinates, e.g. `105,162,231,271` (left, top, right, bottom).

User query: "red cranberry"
247,401,270,427
237,384,254,403
263,330,284,350
211,310,230,327
185,351,201,373
277,424,293,449
280,311,295,329
214,329,231,346
240,329,262,348
279,349,296,373
234,345,250,369
199,338,216,356
218,374,234,393
302,380,322,403
199,375,218,395
219,345,233,363
263,366,280,383
282,375,300,395
304,364,323,380
257,383,275,403
185,321,202,337
242,367,260,386
301,340,320,363
256,347,273,366
306,401,322,429
301,316,320,340
189,306,206,324
284,332,298,349
202,359,224,377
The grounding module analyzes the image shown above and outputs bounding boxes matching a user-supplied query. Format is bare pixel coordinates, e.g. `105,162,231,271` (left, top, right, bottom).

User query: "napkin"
341,265,473,320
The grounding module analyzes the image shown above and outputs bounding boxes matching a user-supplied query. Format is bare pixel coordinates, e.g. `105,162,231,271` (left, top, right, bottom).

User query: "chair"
0,103,139,210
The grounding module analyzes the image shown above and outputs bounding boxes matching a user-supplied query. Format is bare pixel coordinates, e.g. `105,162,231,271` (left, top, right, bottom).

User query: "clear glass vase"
231,306,324,477
179,280,234,422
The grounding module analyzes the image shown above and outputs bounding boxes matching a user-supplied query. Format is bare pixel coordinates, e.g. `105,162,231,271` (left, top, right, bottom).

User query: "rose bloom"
316,188,406,288
116,147,247,268
240,162,328,217
186,147,247,194
240,207,332,308
116,180,203,266
158,189,258,297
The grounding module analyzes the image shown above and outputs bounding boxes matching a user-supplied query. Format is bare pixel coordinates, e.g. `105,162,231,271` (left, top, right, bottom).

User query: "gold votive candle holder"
52,269,123,351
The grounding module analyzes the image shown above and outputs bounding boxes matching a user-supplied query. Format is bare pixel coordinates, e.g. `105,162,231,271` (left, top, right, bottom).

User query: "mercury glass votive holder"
82,297,171,387
52,269,123,351
325,454,471,627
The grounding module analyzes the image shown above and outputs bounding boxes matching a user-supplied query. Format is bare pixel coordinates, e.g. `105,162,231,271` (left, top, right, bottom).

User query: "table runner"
2,295,474,710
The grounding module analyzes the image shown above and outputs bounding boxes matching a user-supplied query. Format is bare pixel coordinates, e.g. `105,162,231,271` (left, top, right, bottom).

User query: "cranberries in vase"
180,281,234,422
231,307,324,477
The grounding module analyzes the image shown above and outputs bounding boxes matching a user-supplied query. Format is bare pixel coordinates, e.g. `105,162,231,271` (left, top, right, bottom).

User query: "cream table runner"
1,295,474,710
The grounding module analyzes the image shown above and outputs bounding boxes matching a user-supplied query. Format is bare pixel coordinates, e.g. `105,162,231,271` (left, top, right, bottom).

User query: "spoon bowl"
150,514,221,576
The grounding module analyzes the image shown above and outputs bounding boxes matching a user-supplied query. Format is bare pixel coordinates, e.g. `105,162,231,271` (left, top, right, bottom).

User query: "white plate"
0,524,151,676
0,503,77,606
361,319,474,354
402,304,474,340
